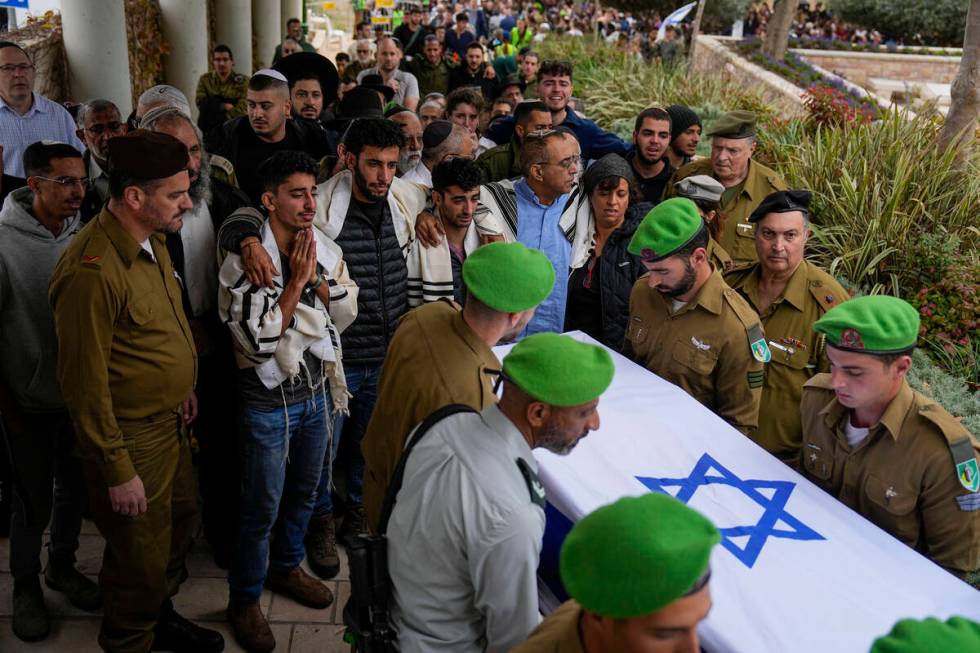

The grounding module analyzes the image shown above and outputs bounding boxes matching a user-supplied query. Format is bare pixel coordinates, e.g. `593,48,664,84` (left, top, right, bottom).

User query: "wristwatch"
307,273,327,292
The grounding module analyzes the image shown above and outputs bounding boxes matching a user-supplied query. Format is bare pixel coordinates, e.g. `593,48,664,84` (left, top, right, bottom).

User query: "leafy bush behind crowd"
535,38,979,398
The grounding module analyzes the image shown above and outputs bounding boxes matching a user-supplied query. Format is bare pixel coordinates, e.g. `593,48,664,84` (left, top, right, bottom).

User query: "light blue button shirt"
514,178,570,337
0,93,86,178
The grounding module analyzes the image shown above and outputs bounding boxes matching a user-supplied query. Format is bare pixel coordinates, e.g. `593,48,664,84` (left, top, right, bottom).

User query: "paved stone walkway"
0,521,352,652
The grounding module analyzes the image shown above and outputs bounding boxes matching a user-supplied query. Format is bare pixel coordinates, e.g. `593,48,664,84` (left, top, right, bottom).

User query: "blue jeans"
335,364,380,507
312,410,344,518
229,392,329,606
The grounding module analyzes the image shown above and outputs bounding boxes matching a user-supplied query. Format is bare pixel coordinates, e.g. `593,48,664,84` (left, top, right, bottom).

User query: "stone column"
214,0,253,75
160,0,209,119
60,0,133,115
281,0,303,32
252,0,281,70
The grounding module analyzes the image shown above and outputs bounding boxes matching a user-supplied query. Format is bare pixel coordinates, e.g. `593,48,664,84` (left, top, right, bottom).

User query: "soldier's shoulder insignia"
516,457,546,509
747,369,765,389
233,73,247,83
749,324,771,363
723,289,769,362
947,436,980,493
209,153,235,176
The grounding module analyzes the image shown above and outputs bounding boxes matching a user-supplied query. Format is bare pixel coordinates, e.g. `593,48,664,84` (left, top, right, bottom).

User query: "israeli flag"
656,1,697,42
494,333,980,653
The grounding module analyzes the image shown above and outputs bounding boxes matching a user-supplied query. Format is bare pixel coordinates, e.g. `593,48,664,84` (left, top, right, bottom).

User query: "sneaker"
44,558,102,611
338,503,369,544
305,514,341,579
12,577,49,642
265,565,333,609
227,602,275,653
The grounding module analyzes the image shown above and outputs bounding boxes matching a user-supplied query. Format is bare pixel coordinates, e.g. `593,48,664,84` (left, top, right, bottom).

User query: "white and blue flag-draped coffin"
494,333,980,653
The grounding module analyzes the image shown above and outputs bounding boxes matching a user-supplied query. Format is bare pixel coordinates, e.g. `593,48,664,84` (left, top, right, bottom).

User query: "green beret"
463,242,555,313
560,493,720,619
870,617,980,653
706,110,757,139
627,198,705,261
748,190,812,223
502,333,614,407
814,295,920,354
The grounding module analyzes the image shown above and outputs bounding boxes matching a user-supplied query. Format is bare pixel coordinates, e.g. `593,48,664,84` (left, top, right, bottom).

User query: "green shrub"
828,0,968,47
908,349,980,436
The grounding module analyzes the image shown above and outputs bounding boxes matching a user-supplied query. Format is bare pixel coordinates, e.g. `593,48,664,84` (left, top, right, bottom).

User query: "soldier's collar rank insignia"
957,458,980,493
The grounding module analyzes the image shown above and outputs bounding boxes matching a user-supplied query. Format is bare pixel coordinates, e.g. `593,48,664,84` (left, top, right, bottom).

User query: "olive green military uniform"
208,152,238,188
726,260,849,461
406,57,454,98
361,299,500,531
667,158,787,264
195,71,249,120
624,268,766,435
799,375,980,575
477,137,522,182
511,600,585,653
49,207,198,653
707,237,733,273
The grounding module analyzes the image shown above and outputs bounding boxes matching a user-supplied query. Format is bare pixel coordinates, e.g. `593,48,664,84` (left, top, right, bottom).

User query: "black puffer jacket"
334,204,408,366
588,203,650,349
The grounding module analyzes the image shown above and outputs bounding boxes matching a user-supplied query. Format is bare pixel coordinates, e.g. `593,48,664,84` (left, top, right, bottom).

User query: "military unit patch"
957,458,980,493
747,324,771,363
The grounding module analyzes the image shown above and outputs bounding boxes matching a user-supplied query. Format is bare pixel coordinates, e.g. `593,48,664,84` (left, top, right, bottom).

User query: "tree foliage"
601,0,751,34
828,0,969,46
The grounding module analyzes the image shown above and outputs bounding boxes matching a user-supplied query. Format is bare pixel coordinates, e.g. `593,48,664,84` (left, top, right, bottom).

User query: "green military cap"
813,295,919,354
706,110,757,139
560,493,720,619
870,616,980,653
748,189,812,223
627,197,705,261
463,242,554,313
502,333,614,407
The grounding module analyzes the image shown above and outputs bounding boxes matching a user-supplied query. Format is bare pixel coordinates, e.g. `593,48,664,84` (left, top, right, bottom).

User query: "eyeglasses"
549,155,581,170
84,122,125,135
33,176,87,188
0,63,34,74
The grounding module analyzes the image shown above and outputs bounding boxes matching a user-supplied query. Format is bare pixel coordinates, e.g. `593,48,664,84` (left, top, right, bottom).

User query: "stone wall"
691,35,805,120
794,50,960,87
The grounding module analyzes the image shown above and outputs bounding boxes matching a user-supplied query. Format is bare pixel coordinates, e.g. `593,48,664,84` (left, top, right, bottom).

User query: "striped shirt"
1,93,85,178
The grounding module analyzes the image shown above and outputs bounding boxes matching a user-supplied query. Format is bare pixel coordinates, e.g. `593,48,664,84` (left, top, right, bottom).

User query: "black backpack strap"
377,403,479,536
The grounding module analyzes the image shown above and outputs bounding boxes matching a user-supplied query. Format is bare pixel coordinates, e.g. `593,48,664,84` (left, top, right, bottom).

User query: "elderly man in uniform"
514,493,720,653
800,295,980,578
725,190,848,463
387,333,614,652
362,240,555,531
667,111,787,265
623,198,767,435
49,130,223,652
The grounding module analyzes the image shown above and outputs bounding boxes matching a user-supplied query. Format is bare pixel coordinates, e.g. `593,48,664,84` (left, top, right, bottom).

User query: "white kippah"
253,68,288,83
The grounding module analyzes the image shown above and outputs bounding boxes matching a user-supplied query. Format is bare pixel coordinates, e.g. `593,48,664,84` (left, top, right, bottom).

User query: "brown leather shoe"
265,566,333,609
227,602,275,653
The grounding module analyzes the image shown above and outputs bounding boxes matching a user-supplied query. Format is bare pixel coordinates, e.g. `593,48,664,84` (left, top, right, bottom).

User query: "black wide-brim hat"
274,52,340,106
324,86,386,131
358,73,396,103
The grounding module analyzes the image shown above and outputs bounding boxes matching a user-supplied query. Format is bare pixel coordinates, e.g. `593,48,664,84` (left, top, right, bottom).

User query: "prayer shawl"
316,170,504,305
218,218,358,413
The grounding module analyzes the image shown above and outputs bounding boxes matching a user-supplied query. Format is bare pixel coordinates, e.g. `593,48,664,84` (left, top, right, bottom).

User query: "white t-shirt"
845,419,870,448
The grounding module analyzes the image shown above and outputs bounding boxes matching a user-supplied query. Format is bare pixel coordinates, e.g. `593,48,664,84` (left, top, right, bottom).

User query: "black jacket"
568,203,650,349
448,63,497,99
333,202,408,366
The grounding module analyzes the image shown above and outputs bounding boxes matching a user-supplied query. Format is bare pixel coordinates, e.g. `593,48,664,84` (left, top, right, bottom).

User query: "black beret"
748,190,812,223
107,129,189,180
423,120,454,149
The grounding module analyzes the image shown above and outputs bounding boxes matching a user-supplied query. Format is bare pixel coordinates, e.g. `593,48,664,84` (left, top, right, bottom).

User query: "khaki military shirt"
624,267,765,435
726,260,849,460
667,158,787,264
195,71,249,119
800,376,980,575
511,600,585,653
361,299,500,531
49,207,197,487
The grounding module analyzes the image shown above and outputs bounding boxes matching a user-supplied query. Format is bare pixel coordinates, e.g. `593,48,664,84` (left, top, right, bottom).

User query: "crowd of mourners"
0,1,978,652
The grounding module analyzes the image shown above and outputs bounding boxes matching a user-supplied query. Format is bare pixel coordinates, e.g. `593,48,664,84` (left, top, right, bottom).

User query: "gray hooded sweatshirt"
0,187,81,411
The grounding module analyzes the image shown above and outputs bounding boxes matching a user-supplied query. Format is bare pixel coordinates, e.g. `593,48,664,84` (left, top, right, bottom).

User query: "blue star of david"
636,453,824,568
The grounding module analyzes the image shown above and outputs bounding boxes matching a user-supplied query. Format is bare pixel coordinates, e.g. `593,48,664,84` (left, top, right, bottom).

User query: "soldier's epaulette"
803,372,834,390
516,458,546,509
209,153,236,178
78,233,110,270
807,275,848,313
723,288,771,363
722,261,756,285
918,400,980,493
